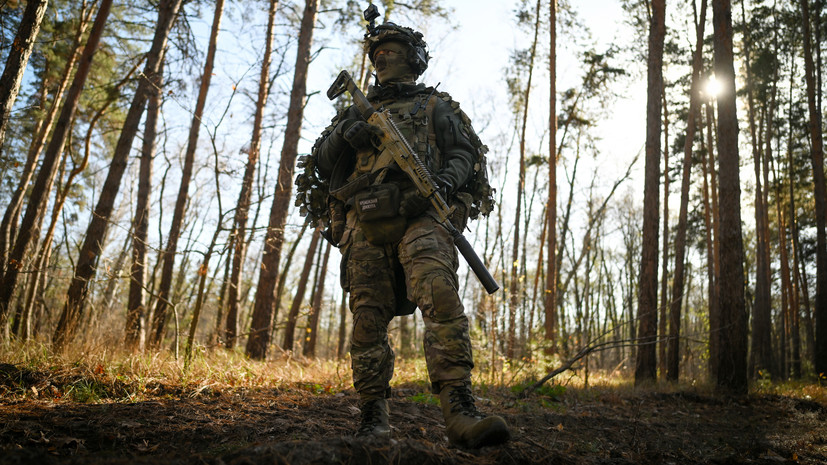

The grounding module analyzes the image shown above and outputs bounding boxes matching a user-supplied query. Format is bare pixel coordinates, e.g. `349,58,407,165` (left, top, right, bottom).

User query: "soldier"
303,18,509,448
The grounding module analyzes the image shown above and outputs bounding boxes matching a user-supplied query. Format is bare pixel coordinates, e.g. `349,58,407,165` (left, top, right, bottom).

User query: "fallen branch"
520,335,676,397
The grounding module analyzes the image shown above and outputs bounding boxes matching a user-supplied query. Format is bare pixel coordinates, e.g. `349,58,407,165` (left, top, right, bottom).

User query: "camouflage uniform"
304,16,508,447
314,82,478,400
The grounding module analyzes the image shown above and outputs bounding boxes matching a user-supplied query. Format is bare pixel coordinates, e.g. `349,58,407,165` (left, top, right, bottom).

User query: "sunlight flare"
704,74,722,98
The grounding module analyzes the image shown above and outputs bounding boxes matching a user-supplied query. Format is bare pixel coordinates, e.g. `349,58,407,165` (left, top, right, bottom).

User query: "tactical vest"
295,88,495,245
349,91,440,183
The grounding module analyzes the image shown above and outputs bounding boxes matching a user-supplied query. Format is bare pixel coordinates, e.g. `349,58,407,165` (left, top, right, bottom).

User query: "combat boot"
356,398,391,438
439,382,510,448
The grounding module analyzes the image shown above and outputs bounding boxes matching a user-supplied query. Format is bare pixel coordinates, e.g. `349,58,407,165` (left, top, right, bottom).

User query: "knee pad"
352,309,388,347
417,271,463,322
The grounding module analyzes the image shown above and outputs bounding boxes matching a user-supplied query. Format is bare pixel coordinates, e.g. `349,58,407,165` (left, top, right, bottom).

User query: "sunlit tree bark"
53,0,183,350
247,0,320,359
150,0,225,347
545,0,558,353
224,0,275,348
0,0,48,154
0,0,113,331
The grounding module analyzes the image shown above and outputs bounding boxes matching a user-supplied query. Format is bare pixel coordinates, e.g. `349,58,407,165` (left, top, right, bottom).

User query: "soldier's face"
373,41,414,84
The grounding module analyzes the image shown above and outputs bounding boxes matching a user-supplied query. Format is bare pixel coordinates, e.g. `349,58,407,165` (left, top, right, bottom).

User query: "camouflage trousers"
339,211,474,400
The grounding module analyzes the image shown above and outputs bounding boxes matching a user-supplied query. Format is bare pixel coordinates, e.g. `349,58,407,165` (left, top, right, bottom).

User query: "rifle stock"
327,70,500,294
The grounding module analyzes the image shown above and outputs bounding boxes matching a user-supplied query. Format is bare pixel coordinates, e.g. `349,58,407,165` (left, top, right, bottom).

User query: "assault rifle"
327,70,500,294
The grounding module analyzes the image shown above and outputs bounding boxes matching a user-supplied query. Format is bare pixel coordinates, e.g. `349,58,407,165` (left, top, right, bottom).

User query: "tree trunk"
0,0,48,152
712,0,748,395
799,0,827,377
271,219,309,342
0,2,93,274
545,0,558,354
246,0,319,359
99,232,132,317
508,0,541,360
126,54,165,352
668,0,707,382
529,210,548,350
184,211,228,368
53,0,183,350
0,0,113,329
762,19,781,377
786,70,806,376
150,0,225,348
659,90,670,380
282,228,320,352
225,0,275,348
555,142,582,356
740,0,774,379
304,240,331,358
635,0,665,386
773,155,797,378
10,155,57,339
703,100,722,380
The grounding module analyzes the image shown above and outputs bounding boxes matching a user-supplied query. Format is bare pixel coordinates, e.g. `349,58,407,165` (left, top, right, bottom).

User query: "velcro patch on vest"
354,184,401,222
359,196,379,211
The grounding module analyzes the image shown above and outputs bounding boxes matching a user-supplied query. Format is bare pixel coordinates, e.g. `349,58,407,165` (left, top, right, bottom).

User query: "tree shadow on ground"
1,367,825,464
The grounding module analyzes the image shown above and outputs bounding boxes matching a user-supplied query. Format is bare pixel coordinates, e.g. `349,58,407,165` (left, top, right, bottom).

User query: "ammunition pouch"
330,173,371,202
354,184,406,245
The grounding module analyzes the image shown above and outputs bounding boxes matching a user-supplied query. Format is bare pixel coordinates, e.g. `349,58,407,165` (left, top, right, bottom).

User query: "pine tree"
635,0,665,386
246,0,320,359
53,0,184,349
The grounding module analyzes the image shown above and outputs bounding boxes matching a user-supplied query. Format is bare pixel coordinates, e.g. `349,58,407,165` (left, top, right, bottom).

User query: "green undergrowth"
407,391,439,406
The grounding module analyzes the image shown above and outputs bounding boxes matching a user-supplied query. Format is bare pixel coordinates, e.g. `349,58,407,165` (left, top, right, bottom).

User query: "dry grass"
0,340,356,402
1,339,825,405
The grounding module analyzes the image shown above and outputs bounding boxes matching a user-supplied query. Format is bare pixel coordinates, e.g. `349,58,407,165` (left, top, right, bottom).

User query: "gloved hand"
342,120,384,149
398,174,453,218
399,191,430,218
434,173,454,197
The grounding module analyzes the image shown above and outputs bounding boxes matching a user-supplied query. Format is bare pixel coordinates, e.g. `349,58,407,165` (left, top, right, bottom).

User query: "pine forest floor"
1,356,826,465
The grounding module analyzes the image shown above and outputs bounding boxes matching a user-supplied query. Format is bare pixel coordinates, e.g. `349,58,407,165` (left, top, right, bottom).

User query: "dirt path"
1,364,825,464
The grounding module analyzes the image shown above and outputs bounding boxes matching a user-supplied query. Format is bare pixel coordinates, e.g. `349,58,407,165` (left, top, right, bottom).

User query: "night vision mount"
364,4,380,37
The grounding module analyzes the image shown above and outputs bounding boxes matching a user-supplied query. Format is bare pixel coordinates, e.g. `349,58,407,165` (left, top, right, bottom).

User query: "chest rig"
350,90,440,183
333,90,438,246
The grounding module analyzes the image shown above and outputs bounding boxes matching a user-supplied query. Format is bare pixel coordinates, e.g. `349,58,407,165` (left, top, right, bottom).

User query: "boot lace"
447,384,484,418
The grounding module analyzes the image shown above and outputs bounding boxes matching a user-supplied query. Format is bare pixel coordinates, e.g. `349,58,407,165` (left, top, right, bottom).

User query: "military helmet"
364,23,429,76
